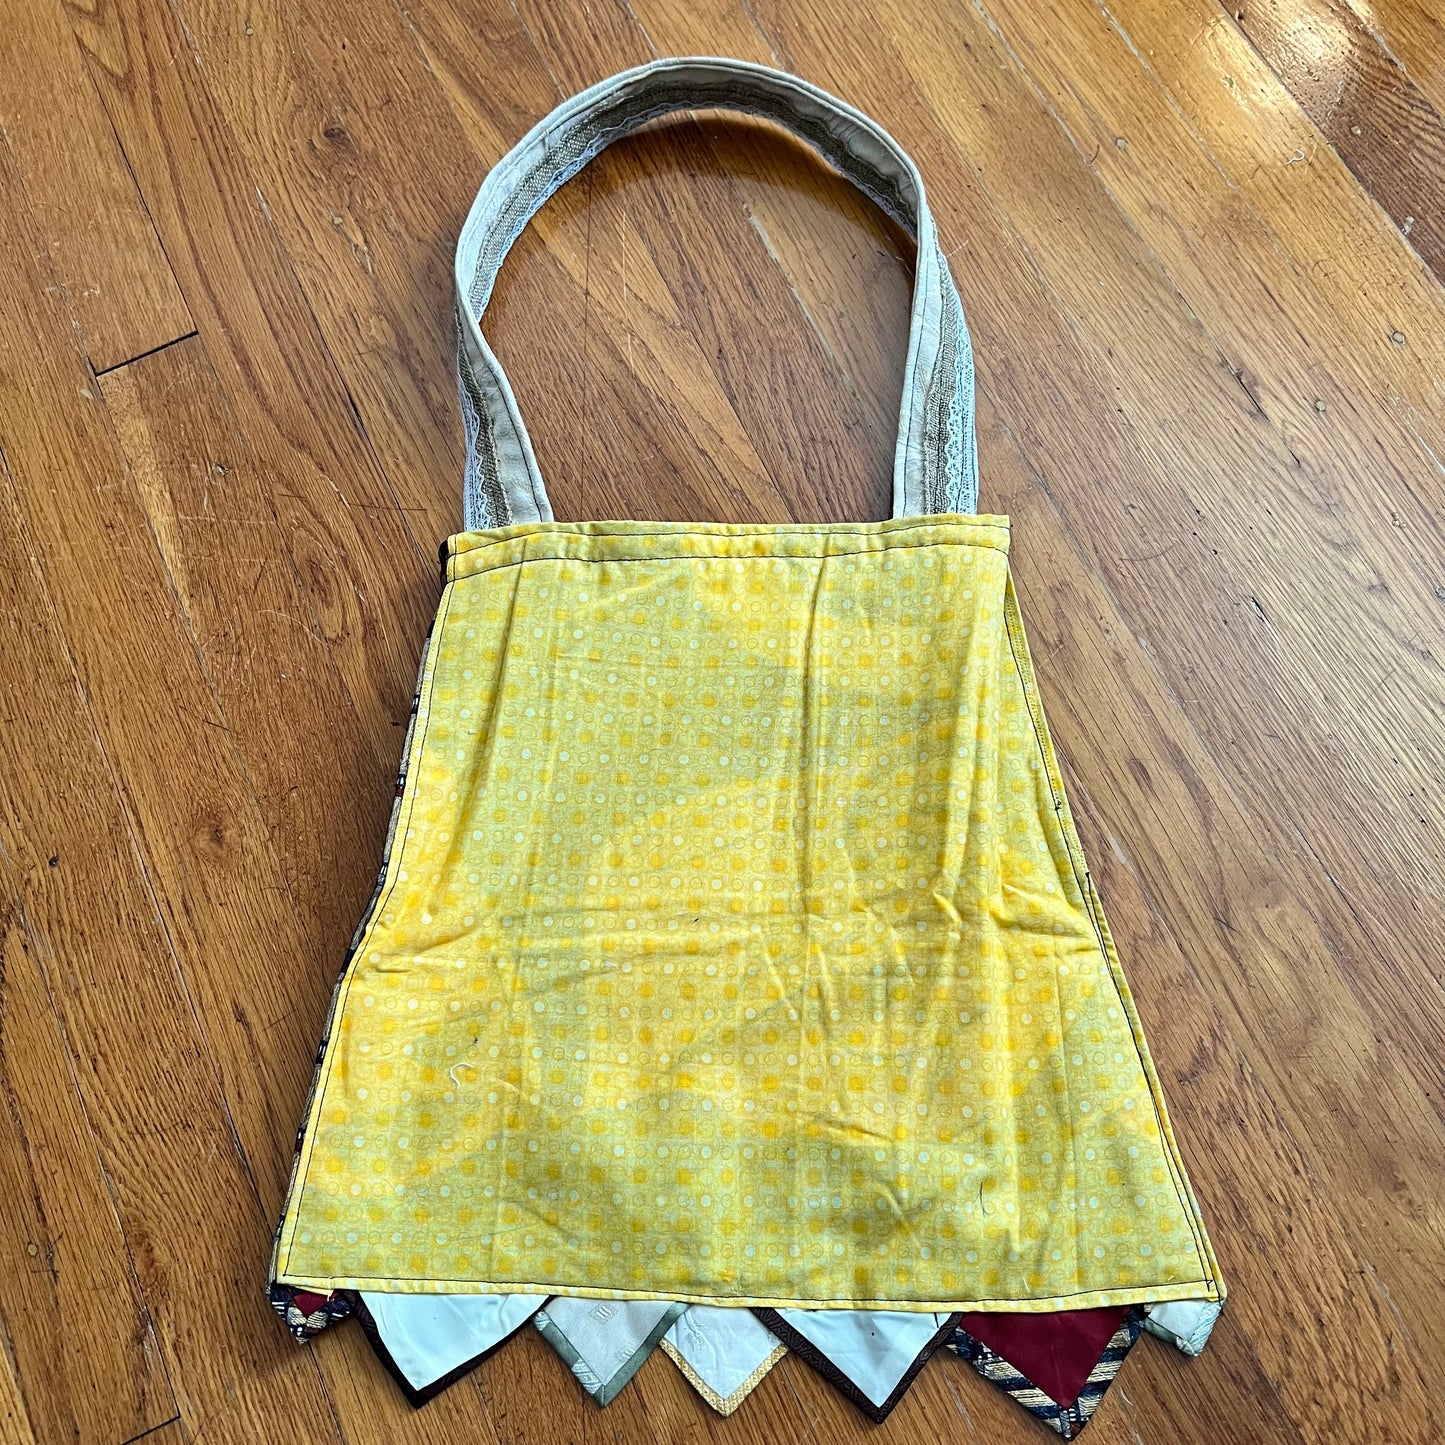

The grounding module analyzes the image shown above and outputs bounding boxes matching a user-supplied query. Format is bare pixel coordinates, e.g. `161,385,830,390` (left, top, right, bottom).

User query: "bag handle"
454,55,979,529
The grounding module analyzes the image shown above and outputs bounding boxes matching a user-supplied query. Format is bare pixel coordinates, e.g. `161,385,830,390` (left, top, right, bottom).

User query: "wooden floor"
2,0,1443,1439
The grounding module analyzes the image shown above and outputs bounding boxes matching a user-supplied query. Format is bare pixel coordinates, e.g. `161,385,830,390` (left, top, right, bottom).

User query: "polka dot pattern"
275,516,1220,1309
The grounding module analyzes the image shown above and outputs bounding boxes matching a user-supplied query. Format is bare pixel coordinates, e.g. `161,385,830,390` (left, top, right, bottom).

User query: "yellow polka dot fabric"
272,515,1223,1311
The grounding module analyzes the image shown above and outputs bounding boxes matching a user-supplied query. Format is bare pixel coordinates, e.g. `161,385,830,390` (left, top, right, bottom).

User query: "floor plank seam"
119,1415,183,1445
93,329,201,379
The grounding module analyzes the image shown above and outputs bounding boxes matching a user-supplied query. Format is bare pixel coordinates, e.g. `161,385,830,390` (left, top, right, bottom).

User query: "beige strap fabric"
454,55,979,529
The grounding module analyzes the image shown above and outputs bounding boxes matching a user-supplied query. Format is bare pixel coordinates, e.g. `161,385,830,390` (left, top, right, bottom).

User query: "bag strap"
454,55,979,529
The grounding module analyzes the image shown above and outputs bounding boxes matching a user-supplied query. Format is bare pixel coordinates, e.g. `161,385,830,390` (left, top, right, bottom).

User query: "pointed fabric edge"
534,1299,688,1406
950,1307,1145,1439
1145,1297,1224,1356
753,1308,961,1422
351,1293,540,1408
659,1336,788,1415
956,1305,1130,1409
267,1282,352,1342
264,1287,1179,1432
661,1305,788,1415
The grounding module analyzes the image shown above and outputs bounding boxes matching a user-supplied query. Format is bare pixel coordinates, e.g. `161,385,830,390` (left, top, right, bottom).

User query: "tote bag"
267,55,1224,1425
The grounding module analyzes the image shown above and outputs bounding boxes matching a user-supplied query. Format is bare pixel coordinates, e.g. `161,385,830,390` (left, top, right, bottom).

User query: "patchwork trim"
753,1308,960,1422
534,1298,688,1406
267,1283,353,1342
352,1293,539,1408
660,1336,787,1416
950,1308,1144,1439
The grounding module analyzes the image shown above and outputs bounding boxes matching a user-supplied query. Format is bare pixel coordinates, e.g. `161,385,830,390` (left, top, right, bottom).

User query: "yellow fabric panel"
273,515,1222,1310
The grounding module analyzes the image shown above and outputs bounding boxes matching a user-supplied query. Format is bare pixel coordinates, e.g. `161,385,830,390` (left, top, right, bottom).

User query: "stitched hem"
273,585,458,1276
444,514,1012,578
269,1274,1221,1311
1001,569,1226,1305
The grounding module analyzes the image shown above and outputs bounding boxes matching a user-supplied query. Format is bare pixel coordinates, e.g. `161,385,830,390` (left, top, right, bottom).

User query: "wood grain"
1097,0,1445,451
100,336,396,975
0,873,173,1445
1364,0,1445,118
0,1344,35,1445
63,0,437,735
2,0,1443,1440
0,122,341,1445
0,0,191,372
1228,0,1445,276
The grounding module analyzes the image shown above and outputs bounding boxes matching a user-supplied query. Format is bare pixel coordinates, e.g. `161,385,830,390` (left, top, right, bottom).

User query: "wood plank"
814,0,1445,1023
0,0,191,372
170,0,879,532
1228,0,1445,276
0,332,335,1223
1363,0,1445,118
481,122,796,522
0,1315,37,1445
491,152,788,524
929,0,1445,1212
61,0,436,748
100,336,395,973
539,116,885,522
699,0,1398,1051
0,479,337,1445
0,121,342,1445
113,0,459,548
162,0,761,533
52,0,439,1086
597,5,920,473
962,0,1445,596
0,877,175,1445
1095,0,1445,456
403,0,745,525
